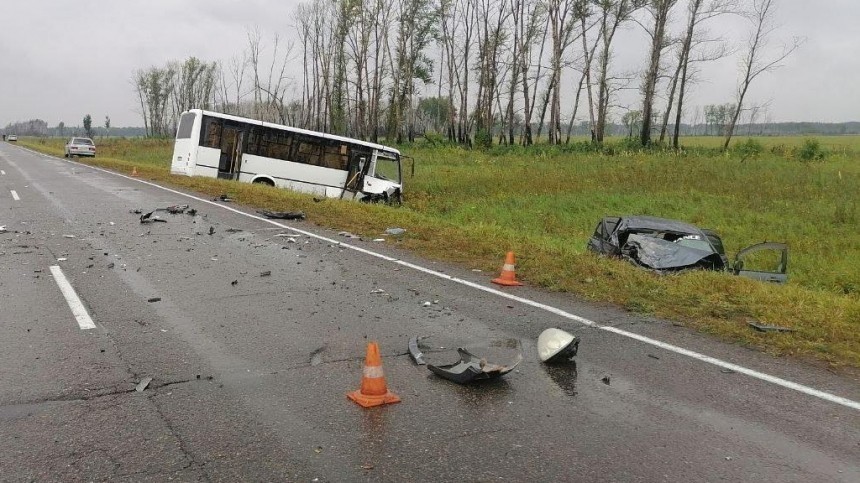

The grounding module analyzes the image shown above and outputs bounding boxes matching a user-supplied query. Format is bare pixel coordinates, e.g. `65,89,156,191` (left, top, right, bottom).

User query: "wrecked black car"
587,215,788,283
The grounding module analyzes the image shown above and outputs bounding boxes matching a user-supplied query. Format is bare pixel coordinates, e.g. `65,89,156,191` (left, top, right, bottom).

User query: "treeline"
2,119,146,138
131,0,808,148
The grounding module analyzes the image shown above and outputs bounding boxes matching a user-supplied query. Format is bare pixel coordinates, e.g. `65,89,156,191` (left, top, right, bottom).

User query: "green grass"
18,135,860,367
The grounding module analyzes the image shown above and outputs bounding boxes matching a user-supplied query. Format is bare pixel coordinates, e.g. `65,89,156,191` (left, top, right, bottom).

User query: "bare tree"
669,0,736,148
639,0,678,146
593,0,643,143
518,0,547,145
576,0,601,141
544,0,582,144
473,0,511,146
169,57,218,130
216,53,248,115
723,0,801,149
132,66,174,137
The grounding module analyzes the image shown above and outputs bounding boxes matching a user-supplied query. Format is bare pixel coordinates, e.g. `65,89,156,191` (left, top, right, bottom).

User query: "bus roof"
189,109,401,156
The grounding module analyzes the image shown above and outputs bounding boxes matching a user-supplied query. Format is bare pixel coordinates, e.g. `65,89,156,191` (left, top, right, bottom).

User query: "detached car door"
733,242,789,284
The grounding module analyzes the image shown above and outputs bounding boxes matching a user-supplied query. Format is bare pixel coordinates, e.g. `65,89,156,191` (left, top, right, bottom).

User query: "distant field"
18,135,860,367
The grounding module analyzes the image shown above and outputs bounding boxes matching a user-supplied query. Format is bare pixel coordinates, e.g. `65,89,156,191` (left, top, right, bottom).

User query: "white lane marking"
10,190,20,200
28,148,860,411
49,266,97,330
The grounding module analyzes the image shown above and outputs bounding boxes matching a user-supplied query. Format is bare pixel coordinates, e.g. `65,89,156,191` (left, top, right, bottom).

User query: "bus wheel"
253,178,274,187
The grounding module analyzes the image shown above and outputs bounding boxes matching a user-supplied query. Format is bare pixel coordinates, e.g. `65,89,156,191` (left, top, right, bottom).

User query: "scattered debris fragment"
408,336,426,365
373,238,385,242
422,301,432,307
63,234,76,239
427,348,522,384
260,270,272,277
647,354,660,360
107,262,115,269
258,210,306,220
274,233,302,238
338,231,360,239
187,208,198,216
310,346,326,366
360,464,374,470
147,297,161,303
231,280,238,286
57,257,67,261
370,288,386,294
720,368,736,374
163,204,189,214
226,228,243,233
215,194,233,202
130,209,143,215
0,225,6,233
135,377,153,392
747,321,796,333
601,375,611,385
139,211,166,224
537,328,580,363
385,227,406,236
208,226,215,235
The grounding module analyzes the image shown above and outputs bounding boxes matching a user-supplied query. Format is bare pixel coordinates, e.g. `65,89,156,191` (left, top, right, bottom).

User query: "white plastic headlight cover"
537,328,579,363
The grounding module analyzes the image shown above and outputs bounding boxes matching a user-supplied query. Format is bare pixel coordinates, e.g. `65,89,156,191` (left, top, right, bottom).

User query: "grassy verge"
18,136,860,367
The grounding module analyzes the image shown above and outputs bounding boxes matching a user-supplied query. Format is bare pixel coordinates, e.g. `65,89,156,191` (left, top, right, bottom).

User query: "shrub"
732,138,764,159
795,138,827,162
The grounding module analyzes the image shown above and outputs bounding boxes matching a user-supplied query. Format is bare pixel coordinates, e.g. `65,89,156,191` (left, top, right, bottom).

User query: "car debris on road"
258,210,306,220
427,348,522,384
135,377,153,392
747,321,796,333
408,336,427,365
537,328,580,364
139,211,167,224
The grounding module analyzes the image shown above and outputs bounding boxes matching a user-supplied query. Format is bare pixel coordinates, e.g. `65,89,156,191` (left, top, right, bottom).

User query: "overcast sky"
1,0,857,128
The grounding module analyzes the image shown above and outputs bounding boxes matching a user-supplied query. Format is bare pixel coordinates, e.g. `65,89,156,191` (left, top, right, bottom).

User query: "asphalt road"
0,142,858,482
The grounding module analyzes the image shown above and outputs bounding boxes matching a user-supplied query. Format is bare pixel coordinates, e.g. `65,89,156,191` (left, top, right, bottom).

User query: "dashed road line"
10,189,20,200
21,146,860,411
49,266,97,330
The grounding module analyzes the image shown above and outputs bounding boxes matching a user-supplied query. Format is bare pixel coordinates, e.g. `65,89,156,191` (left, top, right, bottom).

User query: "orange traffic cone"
131,167,139,177
492,251,523,286
347,342,401,408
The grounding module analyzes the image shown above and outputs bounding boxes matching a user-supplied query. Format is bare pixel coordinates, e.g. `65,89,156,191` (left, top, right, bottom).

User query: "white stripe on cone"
363,365,384,378
503,264,516,271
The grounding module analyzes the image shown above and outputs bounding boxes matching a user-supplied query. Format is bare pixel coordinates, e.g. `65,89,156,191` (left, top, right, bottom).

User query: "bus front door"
218,126,243,180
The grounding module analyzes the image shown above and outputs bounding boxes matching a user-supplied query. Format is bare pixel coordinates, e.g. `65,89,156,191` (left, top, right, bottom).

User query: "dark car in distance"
587,215,788,284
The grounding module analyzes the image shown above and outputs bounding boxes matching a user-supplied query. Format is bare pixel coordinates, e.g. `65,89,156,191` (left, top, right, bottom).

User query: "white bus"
170,109,402,202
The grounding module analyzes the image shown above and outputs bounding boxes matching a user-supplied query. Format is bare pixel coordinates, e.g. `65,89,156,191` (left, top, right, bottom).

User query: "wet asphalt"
0,142,858,482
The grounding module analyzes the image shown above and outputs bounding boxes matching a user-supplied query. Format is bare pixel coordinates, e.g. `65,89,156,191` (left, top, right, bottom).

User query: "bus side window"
322,142,348,170
294,137,322,165
270,131,293,161
247,127,262,156
201,117,222,149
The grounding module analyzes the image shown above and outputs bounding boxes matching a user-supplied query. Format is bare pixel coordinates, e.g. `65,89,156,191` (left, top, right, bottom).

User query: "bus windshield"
374,153,401,184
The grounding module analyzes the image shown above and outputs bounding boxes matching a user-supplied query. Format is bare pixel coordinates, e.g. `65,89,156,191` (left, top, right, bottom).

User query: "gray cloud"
0,0,855,128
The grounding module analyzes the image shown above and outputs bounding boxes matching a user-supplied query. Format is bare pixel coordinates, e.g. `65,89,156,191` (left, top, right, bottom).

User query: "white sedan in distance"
64,137,96,157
